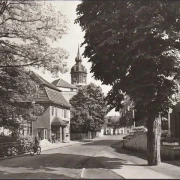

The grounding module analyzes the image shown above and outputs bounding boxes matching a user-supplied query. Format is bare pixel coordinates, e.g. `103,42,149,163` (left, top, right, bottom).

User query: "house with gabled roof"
51,78,77,102
31,72,71,142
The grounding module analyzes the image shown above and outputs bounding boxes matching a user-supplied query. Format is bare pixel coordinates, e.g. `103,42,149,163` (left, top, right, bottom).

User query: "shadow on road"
0,151,127,178
0,153,126,169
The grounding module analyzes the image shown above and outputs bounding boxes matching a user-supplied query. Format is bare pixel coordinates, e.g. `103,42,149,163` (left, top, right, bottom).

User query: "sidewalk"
111,141,180,179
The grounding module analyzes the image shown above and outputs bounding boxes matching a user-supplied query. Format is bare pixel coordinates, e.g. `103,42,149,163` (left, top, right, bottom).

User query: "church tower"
71,45,87,87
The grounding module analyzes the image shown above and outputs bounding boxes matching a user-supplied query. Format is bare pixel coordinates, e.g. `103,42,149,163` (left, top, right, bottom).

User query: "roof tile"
45,87,71,108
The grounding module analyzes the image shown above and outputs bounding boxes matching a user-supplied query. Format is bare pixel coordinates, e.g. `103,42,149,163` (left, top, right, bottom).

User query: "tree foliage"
70,83,109,132
0,1,69,130
76,0,180,116
76,0,180,165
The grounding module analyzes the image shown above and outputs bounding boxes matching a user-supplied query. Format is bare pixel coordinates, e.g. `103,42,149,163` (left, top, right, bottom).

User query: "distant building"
71,45,87,87
104,116,133,135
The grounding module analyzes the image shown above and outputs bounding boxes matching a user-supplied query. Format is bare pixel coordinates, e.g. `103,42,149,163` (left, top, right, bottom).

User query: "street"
0,135,125,179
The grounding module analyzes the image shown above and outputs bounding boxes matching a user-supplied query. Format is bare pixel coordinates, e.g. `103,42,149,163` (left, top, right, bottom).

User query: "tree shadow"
0,152,127,178
111,141,148,162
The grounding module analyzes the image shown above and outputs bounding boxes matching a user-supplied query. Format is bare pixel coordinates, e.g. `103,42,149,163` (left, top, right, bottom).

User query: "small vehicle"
30,144,41,156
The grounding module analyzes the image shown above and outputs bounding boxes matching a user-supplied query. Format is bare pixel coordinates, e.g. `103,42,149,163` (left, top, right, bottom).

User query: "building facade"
30,72,71,142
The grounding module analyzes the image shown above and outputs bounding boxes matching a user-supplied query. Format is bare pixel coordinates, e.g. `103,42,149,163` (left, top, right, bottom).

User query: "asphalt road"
0,135,125,179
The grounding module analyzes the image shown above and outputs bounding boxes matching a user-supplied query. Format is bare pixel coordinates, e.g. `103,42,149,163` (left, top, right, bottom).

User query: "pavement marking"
81,168,85,178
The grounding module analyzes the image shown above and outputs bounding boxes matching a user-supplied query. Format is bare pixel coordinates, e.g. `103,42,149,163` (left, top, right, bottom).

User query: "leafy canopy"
0,1,69,130
70,83,109,132
76,0,180,118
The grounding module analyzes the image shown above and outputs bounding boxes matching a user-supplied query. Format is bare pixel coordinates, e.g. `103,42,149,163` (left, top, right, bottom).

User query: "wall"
123,132,147,152
61,91,77,102
99,129,104,137
70,131,99,140
123,131,180,160
70,133,88,140
33,104,50,139
104,127,131,135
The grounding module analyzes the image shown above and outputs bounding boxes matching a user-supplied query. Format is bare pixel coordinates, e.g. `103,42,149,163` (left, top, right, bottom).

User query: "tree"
70,83,109,133
76,1,180,165
0,1,69,130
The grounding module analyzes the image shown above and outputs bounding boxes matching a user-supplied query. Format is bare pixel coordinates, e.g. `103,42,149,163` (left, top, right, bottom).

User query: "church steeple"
71,44,87,87
75,44,82,63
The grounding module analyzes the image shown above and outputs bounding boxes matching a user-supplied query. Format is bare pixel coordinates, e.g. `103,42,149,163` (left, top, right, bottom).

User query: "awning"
51,117,68,127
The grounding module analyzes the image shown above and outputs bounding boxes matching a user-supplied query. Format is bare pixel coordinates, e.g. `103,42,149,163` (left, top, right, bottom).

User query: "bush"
0,134,34,157
17,134,34,144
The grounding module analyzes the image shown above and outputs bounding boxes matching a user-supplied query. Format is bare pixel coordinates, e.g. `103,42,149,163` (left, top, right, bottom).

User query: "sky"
33,1,119,116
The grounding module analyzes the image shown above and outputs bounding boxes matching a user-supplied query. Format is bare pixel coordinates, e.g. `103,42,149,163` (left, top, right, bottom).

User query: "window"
55,107,57,116
64,109,67,118
52,106,55,116
63,109,68,118
44,129,47,139
27,121,32,135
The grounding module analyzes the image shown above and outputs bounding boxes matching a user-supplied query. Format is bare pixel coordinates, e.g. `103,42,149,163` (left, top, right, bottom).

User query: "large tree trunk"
147,115,161,166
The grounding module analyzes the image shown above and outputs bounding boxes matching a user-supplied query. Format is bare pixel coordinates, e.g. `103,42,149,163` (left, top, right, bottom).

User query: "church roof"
71,63,87,73
71,45,87,74
75,45,82,63
52,78,77,89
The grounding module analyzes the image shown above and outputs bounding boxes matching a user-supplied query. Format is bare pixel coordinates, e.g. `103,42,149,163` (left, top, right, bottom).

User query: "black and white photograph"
0,0,180,179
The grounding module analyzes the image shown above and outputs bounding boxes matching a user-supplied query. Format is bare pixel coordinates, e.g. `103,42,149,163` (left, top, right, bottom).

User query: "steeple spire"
75,44,82,63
